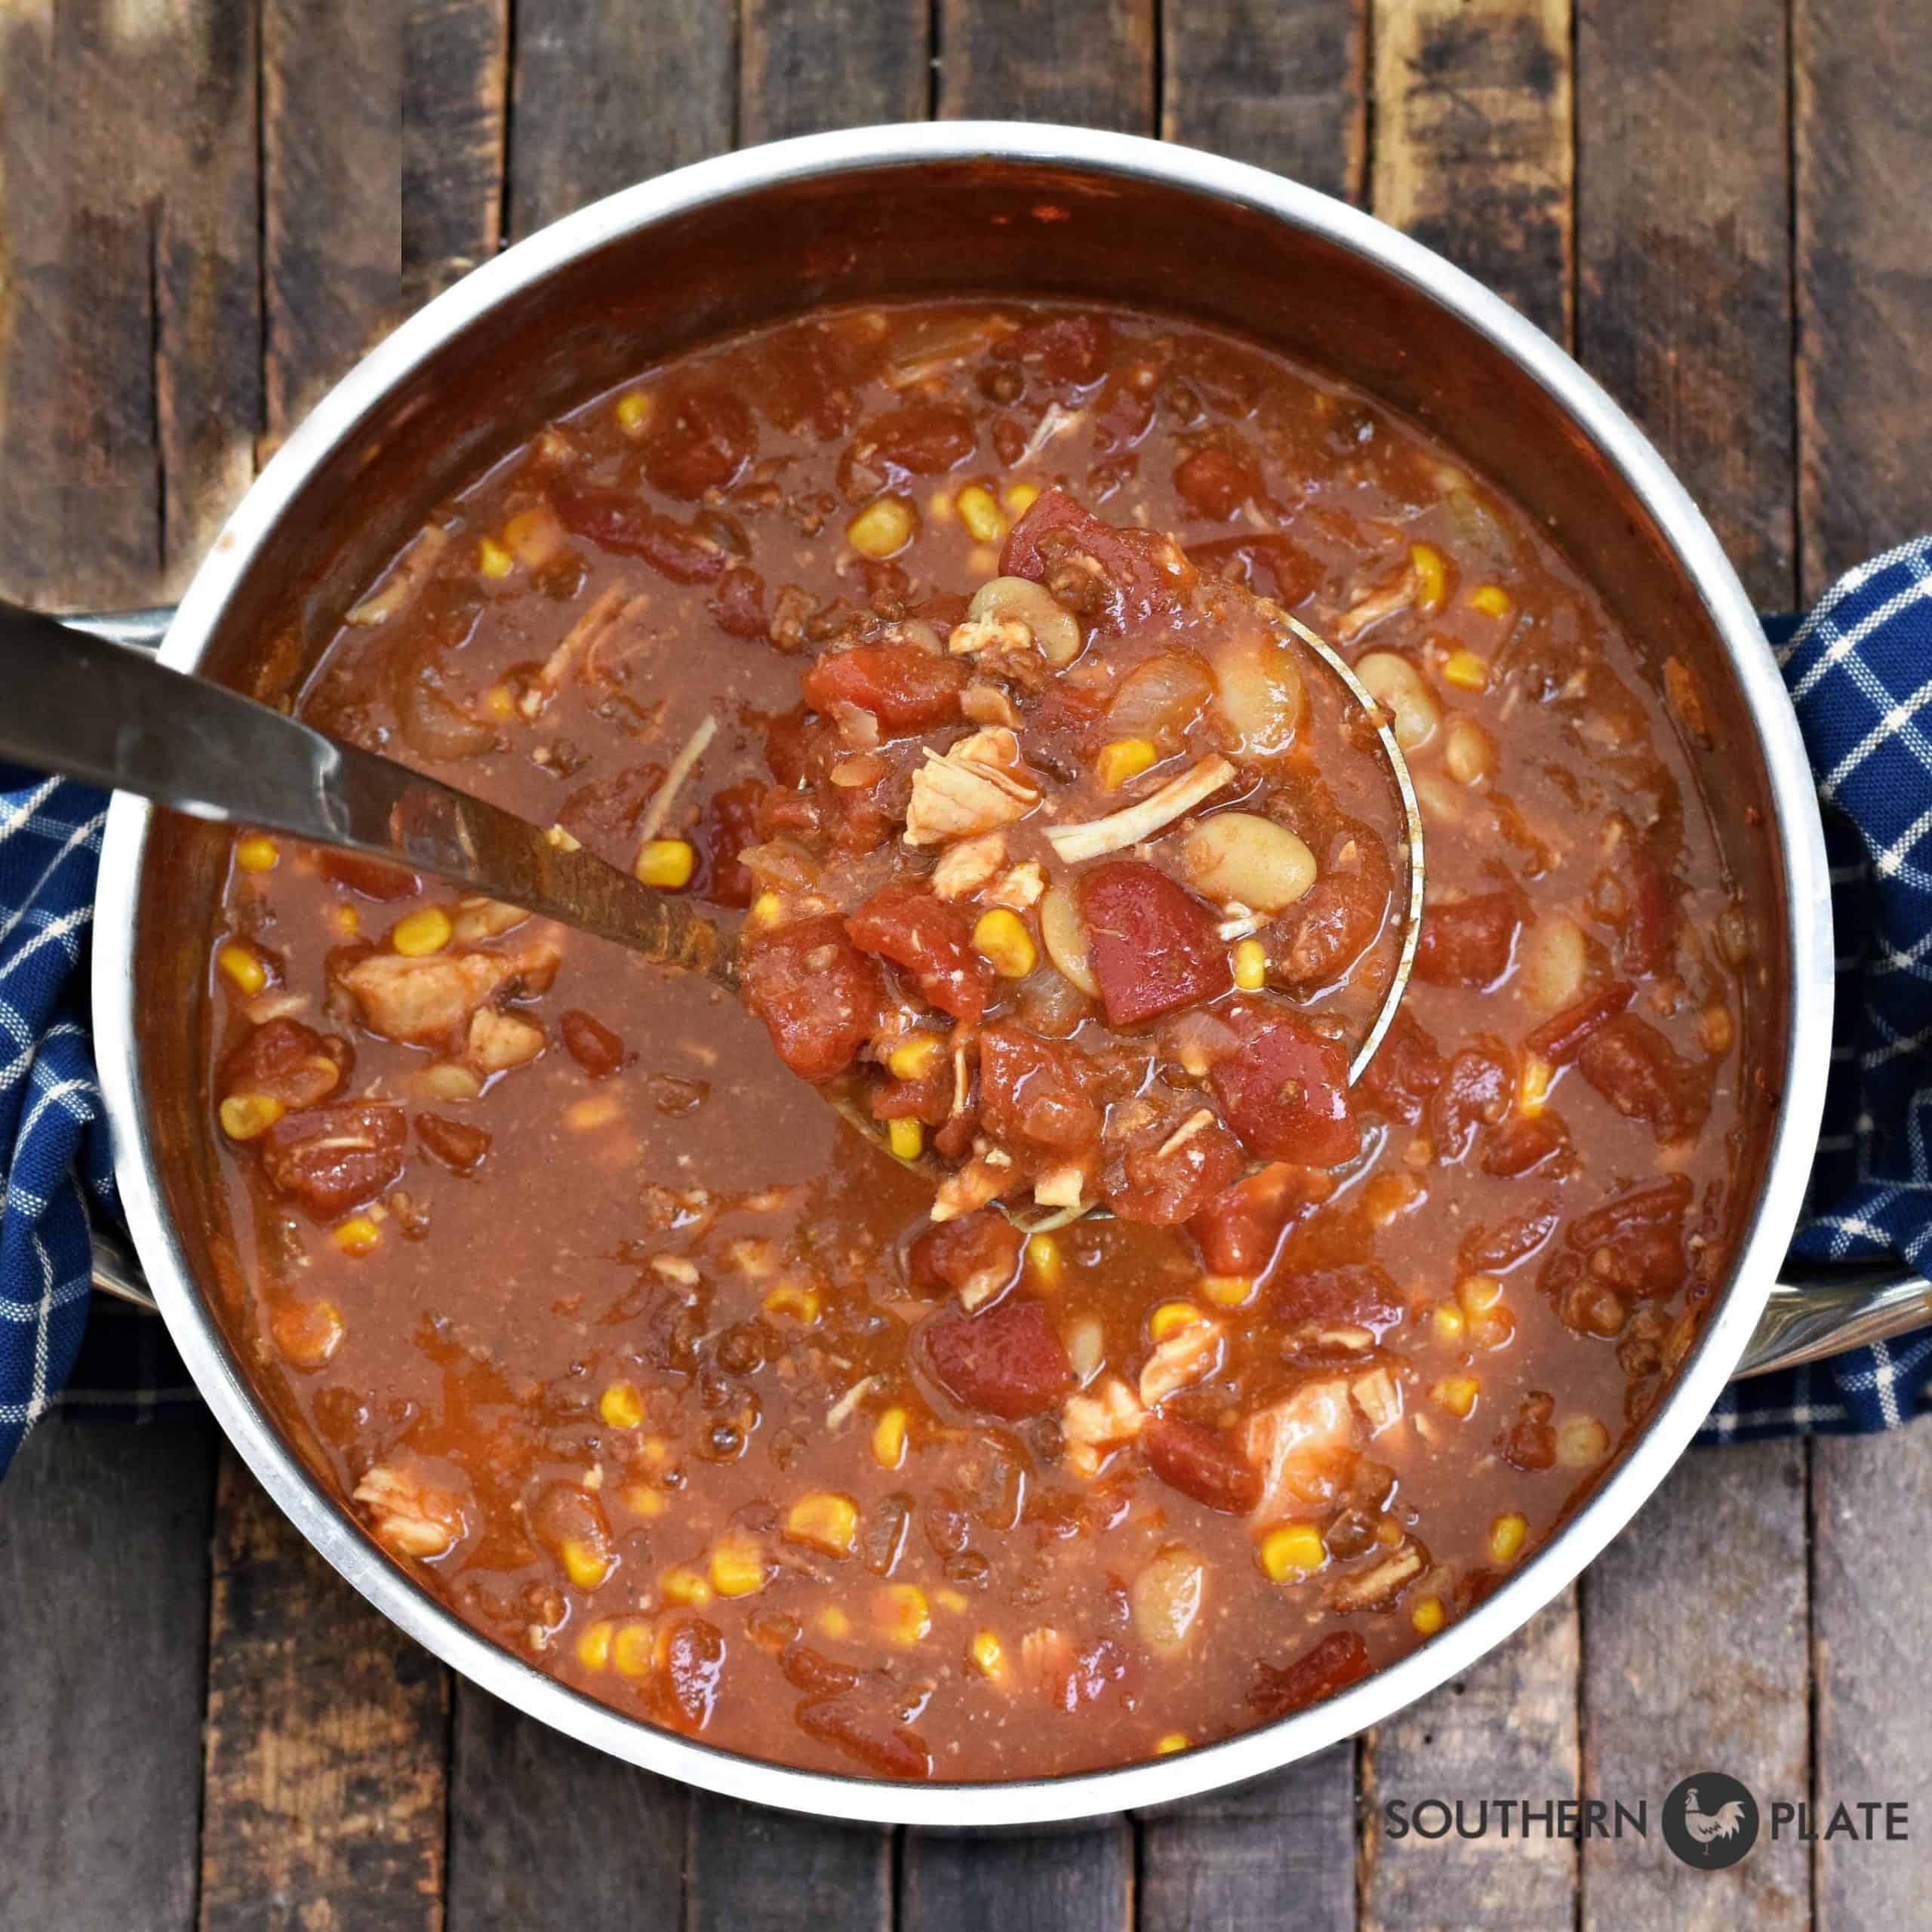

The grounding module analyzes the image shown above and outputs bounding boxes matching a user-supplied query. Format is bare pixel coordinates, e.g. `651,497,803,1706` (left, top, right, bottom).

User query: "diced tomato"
1247,1631,1372,1721
921,1297,1073,1420
906,1208,1023,1302
1189,532,1321,608
851,401,978,476
1353,1010,1444,1124
1577,1013,1710,1141
219,1017,349,1109
739,915,884,1083
551,485,728,582
1106,1111,1246,1226
1524,983,1632,1066
1266,1263,1404,1337
709,564,768,641
1078,860,1232,1026
259,1102,407,1220
1173,445,1260,521
1143,1414,1262,1515
318,850,420,901
1428,1041,1513,1162
992,314,1112,388
998,487,1191,633
1188,1161,1318,1277
799,642,966,733
1269,829,1392,991
1480,1109,1570,1178
977,1024,1103,1153
1209,1008,1358,1166
869,1068,951,1127
1414,891,1524,989
845,885,992,1023
643,386,755,498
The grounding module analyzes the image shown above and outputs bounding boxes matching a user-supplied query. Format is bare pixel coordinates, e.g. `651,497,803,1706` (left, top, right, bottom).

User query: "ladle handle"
0,599,729,978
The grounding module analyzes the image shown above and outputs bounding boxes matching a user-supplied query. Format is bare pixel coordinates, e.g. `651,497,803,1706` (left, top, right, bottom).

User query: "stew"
205,298,1751,1781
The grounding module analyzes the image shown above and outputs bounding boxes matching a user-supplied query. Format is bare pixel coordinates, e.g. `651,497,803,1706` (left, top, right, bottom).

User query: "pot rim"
91,119,1832,1828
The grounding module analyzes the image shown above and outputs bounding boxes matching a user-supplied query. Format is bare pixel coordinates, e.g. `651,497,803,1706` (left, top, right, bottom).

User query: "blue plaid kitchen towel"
4,548,1932,1477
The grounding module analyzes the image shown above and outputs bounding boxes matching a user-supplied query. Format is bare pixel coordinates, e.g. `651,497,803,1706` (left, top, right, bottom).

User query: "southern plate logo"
1663,1771,1761,1870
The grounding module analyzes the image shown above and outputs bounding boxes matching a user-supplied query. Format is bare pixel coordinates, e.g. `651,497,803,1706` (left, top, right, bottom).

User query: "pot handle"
62,608,1932,1372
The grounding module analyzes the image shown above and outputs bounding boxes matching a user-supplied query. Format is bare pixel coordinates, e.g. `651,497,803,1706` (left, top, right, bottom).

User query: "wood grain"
1161,0,1367,204
507,0,735,238
403,0,510,305
900,1821,1133,1932
1137,1746,1356,1932
741,0,929,142
0,1420,217,1932
1793,0,1932,591
1576,0,1795,606
198,1450,451,1932
1371,0,1574,340
445,1683,687,1929
1361,1595,1582,1929
688,1795,891,1932
935,0,1155,132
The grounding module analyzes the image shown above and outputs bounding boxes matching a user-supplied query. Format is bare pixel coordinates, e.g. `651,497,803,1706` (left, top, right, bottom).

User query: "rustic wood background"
3,2,1930,1925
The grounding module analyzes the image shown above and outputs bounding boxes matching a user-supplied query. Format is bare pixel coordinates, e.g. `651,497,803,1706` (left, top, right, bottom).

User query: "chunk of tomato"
1078,860,1232,1026
1209,1008,1358,1166
739,915,883,1083
1188,1161,1318,1277
977,1024,1102,1153
845,885,991,1023
799,642,966,733
921,1297,1072,1420
1143,1414,1262,1515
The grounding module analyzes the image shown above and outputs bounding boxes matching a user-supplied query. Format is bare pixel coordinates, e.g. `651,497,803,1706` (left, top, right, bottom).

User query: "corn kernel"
887,1116,925,1163
1557,1416,1611,1467
561,1537,613,1590
936,1587,969,1615
217,943,267,995
888,1033,945,1081
330,904,361,938
390,906,453,957
1441,648,1490,691
973,906,1037,979
598,1381,645,1430
877,1583,931,1644
1469,583,1513,620
1004,482,1041,517
235,835,280,873
1701,1004,1734,1055
478,536,513,579
485,682,516,720
1364,1171,1422,1228
622,1484,669,1518
847,496,915,558
1410,541,1447,611
332,1216,381,1258
1469,1306,1515,1352
634,838,696,890
1434,1374,1480,1417
1155,1733,1191,1755
1026,1233,1063,1291
1259,1523,1327,1582
710,1537,768,1598
1095,736,1158,792
1232,937,1267,989
1457,1273,1503,1314
219,1093,285,1142
969,1628,1006,1678
1488,1512,1528,1564
1432,1304,1467,1346
786,1491,859,1557
662,1565,712,1607
565,1094,622,1132
1201,1274,1254,1308
614,389,654,435
1149,1300,1201,1343
611,1621,655,1677
927,489,955,524
956,483,1008,544
576,1618,615,1670
818,1606,854,1640
872,1405,909,1470
762,1281,821,1324
640,1437,670,1468
1411,1595,1447,1637
1518,1055,1552,1116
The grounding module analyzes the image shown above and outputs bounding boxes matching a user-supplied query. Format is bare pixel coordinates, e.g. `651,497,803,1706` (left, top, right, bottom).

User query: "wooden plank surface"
1161,0,1367,203
1571,6,1812,1926
900,1823,1133,1932
688,1797,892,1932
741,0,930,142
0,1420,217,1932
402,0,510,305
935,0,1155,131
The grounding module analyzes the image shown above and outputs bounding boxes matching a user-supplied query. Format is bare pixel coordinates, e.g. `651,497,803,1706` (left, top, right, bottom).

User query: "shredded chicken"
1332,560,1422,643
1351,1366,1404,1435
345,525,449,627
335,939,560,1045
451,897,529,945
1327,1540,1425,1612
1062,1376,1146,1478
931,1153,1011,1223
1032,1163,1087,1211
903,727,1041,848
519,586,641,715
635,713,719,846
1155,1108,1218,1160
949,614,1035,662
989,861,1046,910
931,831,1007,900
352,1463,464,1558
467,1007,546,1074
1014,401,1083,468
1139,1318,1226,1409
1044,755,1237,863
1244,1380,1360,1520
961,682,1022,728
824,1376,879,1431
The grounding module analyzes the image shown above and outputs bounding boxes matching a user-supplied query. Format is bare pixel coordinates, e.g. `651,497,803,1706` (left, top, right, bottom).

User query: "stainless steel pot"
85,122,1921,1827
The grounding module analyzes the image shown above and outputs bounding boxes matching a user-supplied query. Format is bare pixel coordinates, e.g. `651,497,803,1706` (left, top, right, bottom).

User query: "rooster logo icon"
1663,1772,1761,1869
